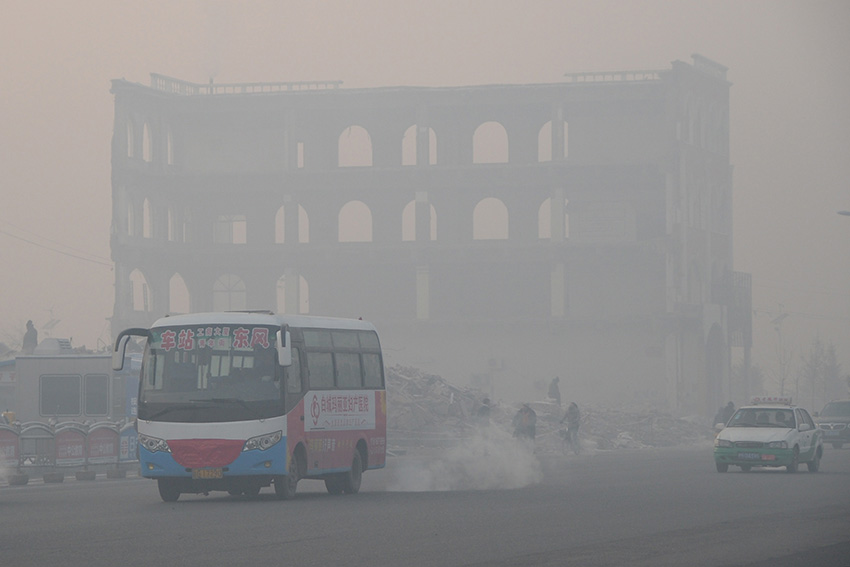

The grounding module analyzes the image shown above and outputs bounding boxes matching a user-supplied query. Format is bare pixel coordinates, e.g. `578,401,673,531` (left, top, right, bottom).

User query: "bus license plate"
192,468,223,479
737,452,760,460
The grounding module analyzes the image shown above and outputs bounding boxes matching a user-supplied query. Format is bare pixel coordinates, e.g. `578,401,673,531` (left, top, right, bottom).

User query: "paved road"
2,442,849,567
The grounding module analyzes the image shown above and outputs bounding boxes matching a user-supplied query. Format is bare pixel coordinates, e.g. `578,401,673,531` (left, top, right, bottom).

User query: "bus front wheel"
275,453,300,500
325,476,344,495
158,479,180,502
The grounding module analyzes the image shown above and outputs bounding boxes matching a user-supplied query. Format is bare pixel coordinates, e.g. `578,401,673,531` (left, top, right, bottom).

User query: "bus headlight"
767,441,788,449
243,431,282,452
138,434,171,453
714,438,733,448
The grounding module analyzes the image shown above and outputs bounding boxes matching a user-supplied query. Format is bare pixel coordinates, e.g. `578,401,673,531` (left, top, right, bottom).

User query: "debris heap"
386,365,714,455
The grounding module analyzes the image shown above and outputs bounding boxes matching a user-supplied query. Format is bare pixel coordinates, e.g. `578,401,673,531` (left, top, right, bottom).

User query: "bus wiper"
209,398,264,421
145,401,213,420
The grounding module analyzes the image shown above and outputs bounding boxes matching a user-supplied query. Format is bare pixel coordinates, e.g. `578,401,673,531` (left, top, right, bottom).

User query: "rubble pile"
386,365,714,454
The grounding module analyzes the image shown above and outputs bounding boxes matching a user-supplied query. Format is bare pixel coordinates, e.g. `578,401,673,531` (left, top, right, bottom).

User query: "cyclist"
560,402,581,453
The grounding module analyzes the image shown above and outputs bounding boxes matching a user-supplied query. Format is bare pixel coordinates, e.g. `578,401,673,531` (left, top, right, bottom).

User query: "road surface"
2,442,849,566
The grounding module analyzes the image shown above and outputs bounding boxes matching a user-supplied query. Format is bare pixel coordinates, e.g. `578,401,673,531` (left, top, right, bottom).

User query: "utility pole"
772,312,791,396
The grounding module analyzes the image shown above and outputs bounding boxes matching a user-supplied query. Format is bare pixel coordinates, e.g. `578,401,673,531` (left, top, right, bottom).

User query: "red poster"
55,428,86,467
87,427,119,464
0,429,19,466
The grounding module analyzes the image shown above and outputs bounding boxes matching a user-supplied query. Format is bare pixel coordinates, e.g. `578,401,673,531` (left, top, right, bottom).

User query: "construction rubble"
386,365,715,456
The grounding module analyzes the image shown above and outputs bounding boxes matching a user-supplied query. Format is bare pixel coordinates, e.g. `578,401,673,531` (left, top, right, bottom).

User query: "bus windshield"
138,324,283,422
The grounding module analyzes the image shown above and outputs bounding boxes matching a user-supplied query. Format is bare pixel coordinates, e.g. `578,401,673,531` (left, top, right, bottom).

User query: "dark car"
814,400,850,449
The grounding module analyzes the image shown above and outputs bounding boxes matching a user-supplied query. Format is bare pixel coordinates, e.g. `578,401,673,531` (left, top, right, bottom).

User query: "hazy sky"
2,1,848,384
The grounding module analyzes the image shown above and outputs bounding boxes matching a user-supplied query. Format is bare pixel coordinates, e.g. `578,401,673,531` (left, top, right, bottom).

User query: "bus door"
302,349,335,473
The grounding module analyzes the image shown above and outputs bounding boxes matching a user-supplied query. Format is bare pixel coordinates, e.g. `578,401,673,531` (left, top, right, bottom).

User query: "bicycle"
559,424,580,455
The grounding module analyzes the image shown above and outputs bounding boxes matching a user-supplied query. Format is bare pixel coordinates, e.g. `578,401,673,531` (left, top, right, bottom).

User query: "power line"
0,218,112,262
0,228,112,267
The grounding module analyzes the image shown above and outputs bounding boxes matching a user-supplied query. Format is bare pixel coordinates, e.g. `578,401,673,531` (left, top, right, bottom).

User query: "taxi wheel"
715,462,728,473
785,447,799,473
243,484,261,498
807,448,821,473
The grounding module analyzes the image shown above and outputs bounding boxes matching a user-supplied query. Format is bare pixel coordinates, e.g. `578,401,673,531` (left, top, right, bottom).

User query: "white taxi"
713,397,823,473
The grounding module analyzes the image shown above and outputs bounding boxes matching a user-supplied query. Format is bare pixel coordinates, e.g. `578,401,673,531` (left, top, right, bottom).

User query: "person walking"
560,402,581,454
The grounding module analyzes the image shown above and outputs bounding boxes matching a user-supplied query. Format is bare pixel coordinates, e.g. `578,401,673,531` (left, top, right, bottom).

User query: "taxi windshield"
727,408,795,428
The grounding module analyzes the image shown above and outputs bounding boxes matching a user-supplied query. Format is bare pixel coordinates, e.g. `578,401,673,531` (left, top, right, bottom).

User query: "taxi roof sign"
750,396,792,406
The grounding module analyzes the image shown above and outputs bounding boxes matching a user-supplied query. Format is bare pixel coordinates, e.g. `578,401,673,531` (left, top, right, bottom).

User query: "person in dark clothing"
721,402,735,424
512,404,537,441
22,320,38,354
560,402,581,452
714,402,736,426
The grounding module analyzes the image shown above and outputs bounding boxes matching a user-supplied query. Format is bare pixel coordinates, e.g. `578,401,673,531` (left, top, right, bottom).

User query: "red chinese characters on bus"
232,327,270,350
233,327,250,349
160,330,177,352
177,329,195,351
250,328,269,349
159,326,270,351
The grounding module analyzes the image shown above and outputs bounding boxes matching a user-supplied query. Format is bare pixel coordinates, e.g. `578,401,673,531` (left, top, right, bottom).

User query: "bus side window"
363,353,383,388
285,349,302,394
335,352,361,389
306,352,334,389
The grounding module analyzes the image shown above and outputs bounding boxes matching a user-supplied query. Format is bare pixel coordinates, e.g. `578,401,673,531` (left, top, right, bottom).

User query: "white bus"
113,311,386,502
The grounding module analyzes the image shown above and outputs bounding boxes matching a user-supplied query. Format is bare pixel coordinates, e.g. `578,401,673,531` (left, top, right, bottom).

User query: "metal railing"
150,73,343,95
563,70,664,84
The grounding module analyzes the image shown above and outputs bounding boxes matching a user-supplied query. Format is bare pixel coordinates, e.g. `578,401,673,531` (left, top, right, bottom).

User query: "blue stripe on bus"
139,437,288,478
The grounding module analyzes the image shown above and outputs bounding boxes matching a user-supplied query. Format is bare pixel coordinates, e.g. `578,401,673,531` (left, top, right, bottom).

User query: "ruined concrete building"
110,54,751,416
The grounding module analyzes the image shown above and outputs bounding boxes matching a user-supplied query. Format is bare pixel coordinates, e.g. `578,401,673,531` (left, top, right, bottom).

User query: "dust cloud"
387,427,541,492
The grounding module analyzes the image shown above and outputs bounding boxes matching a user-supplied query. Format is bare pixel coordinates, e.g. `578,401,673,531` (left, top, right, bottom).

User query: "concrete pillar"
550,186,566,243
415,191,430,242
552,105,565,161
416,265,429,320
550,260,565,318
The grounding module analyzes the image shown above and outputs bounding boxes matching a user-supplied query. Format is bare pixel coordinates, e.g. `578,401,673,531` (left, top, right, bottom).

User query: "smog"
387,427,542,492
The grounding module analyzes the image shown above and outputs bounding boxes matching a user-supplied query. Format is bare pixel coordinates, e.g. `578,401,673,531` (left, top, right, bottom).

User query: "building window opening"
473,198,509,240
214,214,247,244
213,274,247,311
338,125,372,167
473,121,508,164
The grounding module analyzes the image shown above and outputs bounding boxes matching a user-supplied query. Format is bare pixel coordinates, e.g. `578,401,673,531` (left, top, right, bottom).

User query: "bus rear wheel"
342,451,363,494
158,479,180,502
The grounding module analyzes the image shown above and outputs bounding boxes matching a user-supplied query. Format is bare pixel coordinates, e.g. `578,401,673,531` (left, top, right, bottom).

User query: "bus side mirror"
113,335,130,371
112,328,150,371
277,329,292,367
